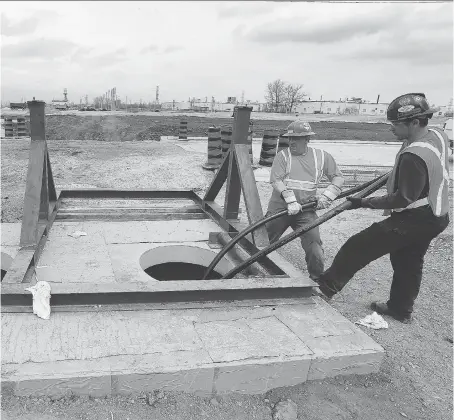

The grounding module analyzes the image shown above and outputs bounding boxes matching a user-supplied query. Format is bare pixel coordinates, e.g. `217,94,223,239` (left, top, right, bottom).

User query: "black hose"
203,174,387,280
202,201,317,279
220,171,391,279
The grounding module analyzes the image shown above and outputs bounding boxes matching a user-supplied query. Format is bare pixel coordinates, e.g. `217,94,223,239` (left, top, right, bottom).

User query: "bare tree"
265,79,286,112
284,84,306,113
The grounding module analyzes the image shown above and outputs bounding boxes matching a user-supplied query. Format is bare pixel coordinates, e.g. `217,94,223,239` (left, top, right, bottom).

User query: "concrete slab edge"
1,348,384,398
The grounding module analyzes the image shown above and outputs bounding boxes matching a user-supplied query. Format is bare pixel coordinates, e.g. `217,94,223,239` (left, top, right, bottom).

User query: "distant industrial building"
295,100,389,116
160,99,266,112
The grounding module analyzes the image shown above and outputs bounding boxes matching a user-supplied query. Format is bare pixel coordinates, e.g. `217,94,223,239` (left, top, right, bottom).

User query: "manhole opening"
145,262,222,281
1,269,6,282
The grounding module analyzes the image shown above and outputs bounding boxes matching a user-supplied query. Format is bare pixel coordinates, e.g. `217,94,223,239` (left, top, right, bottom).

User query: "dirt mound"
41,115,398,142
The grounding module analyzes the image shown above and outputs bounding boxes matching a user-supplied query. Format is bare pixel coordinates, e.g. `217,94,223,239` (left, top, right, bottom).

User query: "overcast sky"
1,1,452,105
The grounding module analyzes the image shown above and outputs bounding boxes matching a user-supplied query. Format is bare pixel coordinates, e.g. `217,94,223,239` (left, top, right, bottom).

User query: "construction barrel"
178,120,188,140
4,118,14,138
17,117,28,138
221,125,232,159
202,126,222,170
259,130,279,166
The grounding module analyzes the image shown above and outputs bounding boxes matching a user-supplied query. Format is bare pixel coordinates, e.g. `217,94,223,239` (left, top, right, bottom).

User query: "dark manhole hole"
145,262,222,281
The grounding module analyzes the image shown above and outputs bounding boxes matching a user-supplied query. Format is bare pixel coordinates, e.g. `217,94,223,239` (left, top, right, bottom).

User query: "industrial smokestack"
376,94,380,104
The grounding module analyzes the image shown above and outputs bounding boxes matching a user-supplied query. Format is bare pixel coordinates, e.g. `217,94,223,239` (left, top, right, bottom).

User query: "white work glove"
281,190,301,215
287,201,302,215
316,195,333,210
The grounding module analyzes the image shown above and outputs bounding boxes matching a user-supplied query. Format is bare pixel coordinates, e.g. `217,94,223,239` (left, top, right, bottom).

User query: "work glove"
287,201,302,215
346,196,363,209
316,195,332,210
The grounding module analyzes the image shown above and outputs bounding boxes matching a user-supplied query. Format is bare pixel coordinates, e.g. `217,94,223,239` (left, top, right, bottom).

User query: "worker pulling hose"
203,173,389,280
219,171,391,279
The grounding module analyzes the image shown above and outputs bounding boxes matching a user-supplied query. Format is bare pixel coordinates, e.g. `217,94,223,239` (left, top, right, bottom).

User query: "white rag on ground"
355,312,388,329
68,230,87,238
25,280,52,320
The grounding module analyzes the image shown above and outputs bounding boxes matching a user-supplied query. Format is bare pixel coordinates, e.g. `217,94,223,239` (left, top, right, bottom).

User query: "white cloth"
355,312,388,330
25,281,52,320
68,230,87,238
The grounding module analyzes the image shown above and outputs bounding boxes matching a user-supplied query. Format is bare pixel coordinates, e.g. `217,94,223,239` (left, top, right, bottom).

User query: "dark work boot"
313,279,338,301
371,302,412,324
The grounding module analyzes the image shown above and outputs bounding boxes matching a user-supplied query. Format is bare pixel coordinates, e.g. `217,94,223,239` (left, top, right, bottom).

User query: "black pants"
318,206,449,315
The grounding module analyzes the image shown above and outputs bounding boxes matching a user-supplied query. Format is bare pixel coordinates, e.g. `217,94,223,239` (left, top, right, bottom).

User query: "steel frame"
1,104,315,311
1,188,313,310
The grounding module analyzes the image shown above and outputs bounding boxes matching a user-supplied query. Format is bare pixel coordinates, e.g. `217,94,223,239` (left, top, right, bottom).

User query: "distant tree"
265,79,286,112
284,83,307,113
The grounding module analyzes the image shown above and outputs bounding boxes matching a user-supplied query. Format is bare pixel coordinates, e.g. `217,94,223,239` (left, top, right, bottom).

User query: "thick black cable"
202,201,316,279
220,171,391,279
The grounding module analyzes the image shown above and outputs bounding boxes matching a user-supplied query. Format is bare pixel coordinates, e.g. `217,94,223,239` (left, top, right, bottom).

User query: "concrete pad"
37,240,115,284
275,302,357,340
213,358,311,395
1,301,384,397
307,351,383,381
1,219,384,396
195,316,312,363
46,221,106,245
103,219,223,244
112,368,214,397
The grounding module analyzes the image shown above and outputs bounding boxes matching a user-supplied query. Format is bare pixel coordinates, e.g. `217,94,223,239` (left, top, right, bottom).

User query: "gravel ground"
1,128,452,420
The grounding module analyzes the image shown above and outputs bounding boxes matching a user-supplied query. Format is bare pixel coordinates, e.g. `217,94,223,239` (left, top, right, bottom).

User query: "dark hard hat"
387,93,438,122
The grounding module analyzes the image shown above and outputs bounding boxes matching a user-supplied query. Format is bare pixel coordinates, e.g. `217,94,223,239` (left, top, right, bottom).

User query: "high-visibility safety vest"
280,147,325,194
391,128,450,217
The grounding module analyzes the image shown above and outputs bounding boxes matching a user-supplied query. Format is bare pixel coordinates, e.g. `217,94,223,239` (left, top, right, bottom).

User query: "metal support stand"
202,106,269,247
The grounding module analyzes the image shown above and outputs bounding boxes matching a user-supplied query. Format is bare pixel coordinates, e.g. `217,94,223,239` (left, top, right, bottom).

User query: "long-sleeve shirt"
363,152,429,210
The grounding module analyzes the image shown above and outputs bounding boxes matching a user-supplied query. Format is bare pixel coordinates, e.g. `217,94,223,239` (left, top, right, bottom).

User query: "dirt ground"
2,113,403,142
1,123,453,419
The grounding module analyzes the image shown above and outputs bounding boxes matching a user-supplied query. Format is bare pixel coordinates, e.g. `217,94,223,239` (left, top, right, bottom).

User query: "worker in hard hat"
317,93,450,323
265,120,345,280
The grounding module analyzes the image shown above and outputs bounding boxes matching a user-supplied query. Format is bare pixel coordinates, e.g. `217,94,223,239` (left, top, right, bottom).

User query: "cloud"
217,3,276,19
1,10,59,36
245,11,401,45
71,46,94,61
139,45,182,54
336,6,453,65
343,35,453,65
163,45,184,54
242,4,452,46
73,48,128,69
141,44,159,54
2,38,77,60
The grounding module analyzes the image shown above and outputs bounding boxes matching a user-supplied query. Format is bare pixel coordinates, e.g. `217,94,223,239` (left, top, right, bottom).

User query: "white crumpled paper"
25,280,52,320
68,230,87,239
355,312,388,330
